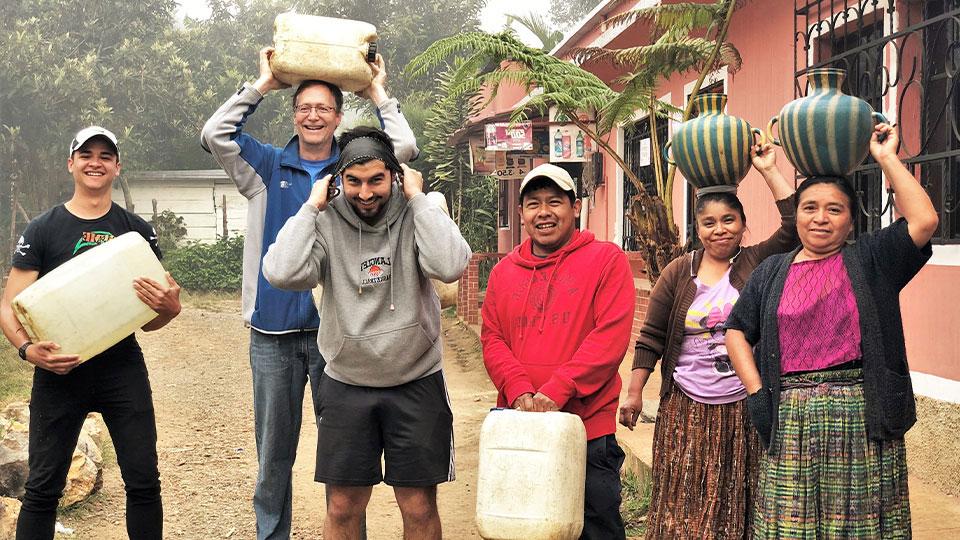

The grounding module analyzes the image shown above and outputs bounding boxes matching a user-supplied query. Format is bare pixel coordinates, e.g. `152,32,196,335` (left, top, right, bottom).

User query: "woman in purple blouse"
725,122,939,538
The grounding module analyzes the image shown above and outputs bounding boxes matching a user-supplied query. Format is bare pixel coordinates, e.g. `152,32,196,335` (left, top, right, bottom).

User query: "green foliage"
150,210,188,253
313,0,486,100
408,31,617,124
165,236,245,292
548,0,598,31
504,12,564,52
457,175,499,254
0,0,489,267
622,470,652,536
420,63,497,255
0,340,33,407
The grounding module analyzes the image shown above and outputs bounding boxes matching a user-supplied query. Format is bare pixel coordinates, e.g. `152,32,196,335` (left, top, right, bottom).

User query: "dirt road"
62,296,497,538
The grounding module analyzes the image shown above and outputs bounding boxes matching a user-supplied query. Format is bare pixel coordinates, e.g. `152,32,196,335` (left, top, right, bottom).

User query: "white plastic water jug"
269,12,378,92
476,409,587,540
12,232,167,362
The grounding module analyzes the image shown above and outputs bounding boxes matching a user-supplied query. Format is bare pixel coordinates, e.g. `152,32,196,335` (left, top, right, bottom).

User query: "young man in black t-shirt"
0,126,182,539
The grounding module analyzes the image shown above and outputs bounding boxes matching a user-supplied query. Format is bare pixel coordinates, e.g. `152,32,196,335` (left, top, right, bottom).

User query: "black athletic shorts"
315,370,455,487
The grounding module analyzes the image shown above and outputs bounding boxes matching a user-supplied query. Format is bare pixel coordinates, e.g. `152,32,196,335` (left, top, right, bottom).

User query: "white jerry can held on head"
476,409,587,540
269,12,379,92
12,232,167,363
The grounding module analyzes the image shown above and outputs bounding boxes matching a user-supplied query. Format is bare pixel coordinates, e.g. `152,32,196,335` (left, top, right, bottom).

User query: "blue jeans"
249,329,324,540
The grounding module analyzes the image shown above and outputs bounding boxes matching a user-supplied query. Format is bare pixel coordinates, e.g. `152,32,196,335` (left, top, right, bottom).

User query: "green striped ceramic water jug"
767,68,886,177
663,93,763,194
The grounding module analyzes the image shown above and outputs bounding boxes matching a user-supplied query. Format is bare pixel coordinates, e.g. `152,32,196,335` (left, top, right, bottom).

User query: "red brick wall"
631,285,651,344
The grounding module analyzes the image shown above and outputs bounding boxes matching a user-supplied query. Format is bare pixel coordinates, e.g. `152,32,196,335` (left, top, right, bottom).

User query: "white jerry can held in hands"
476,409,587,540
12,232,167,363
269,12,379,92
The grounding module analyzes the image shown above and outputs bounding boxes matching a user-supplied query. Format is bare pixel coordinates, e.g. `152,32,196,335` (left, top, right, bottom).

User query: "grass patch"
622,470,652,537
0,340,34,407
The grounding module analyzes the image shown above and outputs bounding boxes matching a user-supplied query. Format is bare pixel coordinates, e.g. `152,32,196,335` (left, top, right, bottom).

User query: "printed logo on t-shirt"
73,230,115,254
14,236,30,257
280,180,291,189
360,256,391,286
687,301,735,375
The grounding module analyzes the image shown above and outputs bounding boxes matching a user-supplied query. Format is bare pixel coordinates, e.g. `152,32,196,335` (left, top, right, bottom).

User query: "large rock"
59,446,102,508
1,404,28,426
0,416,29,499
0,497,21,540
82,413,106,449
0,403,105,506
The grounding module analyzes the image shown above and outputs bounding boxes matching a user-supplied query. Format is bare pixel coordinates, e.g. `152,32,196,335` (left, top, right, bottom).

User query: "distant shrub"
149,210,188,253
165,235,244,292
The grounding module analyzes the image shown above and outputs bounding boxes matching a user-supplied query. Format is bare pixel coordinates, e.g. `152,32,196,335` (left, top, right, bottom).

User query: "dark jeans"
17,352,161,540
582,434,626,540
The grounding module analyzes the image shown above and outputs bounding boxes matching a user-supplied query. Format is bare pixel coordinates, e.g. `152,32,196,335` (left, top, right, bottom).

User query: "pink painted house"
457,0,960,490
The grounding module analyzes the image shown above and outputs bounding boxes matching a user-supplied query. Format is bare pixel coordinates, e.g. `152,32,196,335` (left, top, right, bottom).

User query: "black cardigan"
725,218,931,452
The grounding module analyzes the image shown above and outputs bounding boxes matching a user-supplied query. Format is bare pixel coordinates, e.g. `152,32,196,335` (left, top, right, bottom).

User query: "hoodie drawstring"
355,214,397,312
537,252,568,334
387,219,395,311
357,221,363,295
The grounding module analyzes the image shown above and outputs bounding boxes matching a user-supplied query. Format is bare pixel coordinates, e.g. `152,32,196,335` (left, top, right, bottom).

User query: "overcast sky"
174,0,555,47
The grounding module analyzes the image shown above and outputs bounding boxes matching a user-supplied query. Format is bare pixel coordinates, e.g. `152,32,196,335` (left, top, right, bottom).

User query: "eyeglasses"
295,104,338,116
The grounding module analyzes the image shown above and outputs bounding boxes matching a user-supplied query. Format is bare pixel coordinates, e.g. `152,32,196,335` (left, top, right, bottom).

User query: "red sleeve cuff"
503,379,536,407
538,376,576,409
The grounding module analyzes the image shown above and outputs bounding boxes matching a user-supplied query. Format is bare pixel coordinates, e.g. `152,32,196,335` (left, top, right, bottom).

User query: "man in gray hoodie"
262,126,471,539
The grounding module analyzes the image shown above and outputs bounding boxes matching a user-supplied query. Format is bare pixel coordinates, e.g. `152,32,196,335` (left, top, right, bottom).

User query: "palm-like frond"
407,31,617,128
574,36,741,75
604,2,726,33
505,12,564,52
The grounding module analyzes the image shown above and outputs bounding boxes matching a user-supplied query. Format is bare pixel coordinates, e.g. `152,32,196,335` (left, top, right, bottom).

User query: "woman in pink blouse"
726,122,939,538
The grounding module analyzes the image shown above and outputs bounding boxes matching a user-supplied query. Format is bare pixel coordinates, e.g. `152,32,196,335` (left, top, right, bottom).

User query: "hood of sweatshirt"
330,182,406,232
508,229,595,267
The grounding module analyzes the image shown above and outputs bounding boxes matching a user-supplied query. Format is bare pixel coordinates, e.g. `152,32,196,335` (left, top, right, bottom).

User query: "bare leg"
394,485,441,540
324,485,373,540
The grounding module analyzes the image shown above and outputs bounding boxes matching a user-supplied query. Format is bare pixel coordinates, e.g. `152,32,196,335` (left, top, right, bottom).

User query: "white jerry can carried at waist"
476,409,587,540
12,232,167,363
269,12,378,92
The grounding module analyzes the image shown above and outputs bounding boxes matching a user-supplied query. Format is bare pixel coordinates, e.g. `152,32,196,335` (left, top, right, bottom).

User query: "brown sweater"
632,196,799,397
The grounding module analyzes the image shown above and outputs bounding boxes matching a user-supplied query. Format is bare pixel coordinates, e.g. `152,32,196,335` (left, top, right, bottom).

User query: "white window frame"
614,92,672,249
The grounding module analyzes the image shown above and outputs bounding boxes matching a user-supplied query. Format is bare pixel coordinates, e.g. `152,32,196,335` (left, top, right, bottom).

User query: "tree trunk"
565,108,680,284
118,175,135,213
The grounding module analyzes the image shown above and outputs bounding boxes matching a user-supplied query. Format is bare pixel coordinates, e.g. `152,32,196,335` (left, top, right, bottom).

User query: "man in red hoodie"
481,163,635,539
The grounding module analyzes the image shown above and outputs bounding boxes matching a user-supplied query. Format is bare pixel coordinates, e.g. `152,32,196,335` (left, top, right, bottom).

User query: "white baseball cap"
69,126,119,158
520,163,577,196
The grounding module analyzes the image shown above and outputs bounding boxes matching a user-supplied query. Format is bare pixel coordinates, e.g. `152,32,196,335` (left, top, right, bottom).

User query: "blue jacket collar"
280,135,340,170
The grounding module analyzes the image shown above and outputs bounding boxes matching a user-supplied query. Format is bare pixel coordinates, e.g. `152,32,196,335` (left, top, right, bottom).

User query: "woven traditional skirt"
645,389,760,540
753,369,911,539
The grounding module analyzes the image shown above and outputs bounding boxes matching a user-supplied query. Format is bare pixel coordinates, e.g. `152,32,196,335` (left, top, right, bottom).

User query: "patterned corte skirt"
645,388,760,539
753,368,911,538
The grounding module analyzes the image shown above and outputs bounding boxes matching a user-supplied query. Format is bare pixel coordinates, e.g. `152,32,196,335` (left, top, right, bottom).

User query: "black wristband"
18,341,33,361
